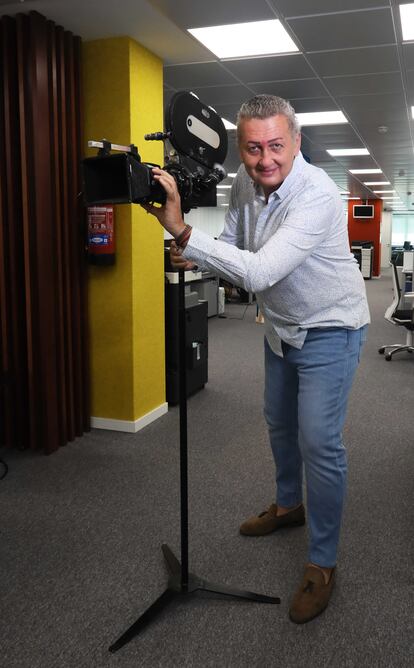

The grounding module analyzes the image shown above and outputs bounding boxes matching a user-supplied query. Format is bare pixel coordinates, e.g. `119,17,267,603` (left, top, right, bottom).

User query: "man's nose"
259,147,274,166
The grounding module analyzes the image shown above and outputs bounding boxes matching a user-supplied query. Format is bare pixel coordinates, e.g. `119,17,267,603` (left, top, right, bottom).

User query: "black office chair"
378,260,414,361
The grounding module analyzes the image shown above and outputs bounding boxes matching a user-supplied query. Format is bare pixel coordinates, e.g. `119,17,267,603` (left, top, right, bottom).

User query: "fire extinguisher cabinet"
87,205,115,265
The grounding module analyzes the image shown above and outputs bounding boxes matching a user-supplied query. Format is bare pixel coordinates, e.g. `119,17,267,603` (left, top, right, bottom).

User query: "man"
143,95,370,624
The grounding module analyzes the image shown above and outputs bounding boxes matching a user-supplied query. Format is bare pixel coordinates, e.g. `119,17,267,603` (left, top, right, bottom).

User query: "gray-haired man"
143,95,370,623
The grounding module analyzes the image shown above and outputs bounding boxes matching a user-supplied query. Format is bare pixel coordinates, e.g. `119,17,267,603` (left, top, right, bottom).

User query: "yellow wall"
83,37,165,422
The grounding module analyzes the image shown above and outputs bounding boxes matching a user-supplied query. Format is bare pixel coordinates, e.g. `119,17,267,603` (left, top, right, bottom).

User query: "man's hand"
169,240,196,271
140,167,186,238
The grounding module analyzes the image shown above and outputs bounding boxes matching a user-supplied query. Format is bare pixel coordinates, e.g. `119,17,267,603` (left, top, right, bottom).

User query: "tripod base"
109,544,280,653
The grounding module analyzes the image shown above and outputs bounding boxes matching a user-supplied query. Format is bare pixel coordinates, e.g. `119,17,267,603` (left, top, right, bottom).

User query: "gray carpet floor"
1,269,414,668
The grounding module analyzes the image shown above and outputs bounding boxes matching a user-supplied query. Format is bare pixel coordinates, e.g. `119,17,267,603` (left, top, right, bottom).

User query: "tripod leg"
196,578,280,604
109,588,176,653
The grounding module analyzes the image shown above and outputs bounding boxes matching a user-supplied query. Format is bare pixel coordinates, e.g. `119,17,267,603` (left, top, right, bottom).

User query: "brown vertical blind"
0,11,89,454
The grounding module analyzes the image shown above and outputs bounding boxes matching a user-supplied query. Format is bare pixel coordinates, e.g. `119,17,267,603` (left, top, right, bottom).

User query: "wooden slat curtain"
0,11,89,454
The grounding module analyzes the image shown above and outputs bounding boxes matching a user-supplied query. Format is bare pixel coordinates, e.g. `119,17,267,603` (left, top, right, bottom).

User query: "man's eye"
247,146,259,154
270,143,283,151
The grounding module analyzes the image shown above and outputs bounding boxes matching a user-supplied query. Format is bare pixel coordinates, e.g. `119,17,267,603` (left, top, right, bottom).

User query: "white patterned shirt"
183,151,370,351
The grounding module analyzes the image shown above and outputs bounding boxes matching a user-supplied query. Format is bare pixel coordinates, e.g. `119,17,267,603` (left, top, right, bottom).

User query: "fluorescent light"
217,185,232,189
220,203,229,207
373,190,395,193
222,118,237,130
227,173,237,178
381,197,401,200
400,3,414,41
340,191,350,195
327,148,369,156
296,111,347,126
216,193,226,197
364,181,391,185
188,20,299,59
349,169,382,174
343,197,360,200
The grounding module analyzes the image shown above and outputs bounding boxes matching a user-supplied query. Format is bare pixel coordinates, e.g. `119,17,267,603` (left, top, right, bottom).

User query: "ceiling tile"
164,62,239,89
401,43,414,71
291,97,334,112
307,45,399,77
190,84,253,107
323,72,403,97
150,0,274,29
405,70,414,94
287,8,395,52
338,92,406,117
301,124,362,146
223,54,314,82
210,103,242,125
269,0,389,17
251,78,327,99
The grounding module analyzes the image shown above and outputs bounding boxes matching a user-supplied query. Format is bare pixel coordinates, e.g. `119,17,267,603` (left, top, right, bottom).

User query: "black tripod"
109,269,280,653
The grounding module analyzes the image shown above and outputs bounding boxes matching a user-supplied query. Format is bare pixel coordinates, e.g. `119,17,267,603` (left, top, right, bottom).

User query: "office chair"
378,260,414,361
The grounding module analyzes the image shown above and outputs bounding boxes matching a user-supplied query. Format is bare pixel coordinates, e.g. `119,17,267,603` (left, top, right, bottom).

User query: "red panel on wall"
347,199,382,277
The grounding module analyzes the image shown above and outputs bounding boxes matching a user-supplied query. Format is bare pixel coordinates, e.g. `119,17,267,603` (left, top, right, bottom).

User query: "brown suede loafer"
239,503,305,536
289,565,336,624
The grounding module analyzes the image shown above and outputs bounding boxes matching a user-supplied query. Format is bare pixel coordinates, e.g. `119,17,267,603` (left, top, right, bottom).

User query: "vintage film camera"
82,91,228,213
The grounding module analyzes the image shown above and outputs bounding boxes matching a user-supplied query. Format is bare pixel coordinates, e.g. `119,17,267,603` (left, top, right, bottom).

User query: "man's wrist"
175,224,192,249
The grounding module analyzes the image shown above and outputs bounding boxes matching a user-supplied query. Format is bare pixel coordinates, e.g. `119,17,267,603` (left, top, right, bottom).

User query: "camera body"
82,92,228,213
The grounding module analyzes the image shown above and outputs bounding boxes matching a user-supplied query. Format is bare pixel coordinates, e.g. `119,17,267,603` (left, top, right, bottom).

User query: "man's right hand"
169,240,196,271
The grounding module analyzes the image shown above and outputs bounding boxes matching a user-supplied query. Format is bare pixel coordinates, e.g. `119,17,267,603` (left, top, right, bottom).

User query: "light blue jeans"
264,326,367,567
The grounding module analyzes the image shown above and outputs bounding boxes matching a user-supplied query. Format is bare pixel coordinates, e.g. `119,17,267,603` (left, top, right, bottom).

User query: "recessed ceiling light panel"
327,148,369,156
296,111,347,126
349,169,382,174
188,20,299,59
400,3,414,41
364,181,391,185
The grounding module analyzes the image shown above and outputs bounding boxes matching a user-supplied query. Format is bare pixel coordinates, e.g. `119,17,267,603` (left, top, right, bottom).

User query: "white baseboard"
91,402,168,433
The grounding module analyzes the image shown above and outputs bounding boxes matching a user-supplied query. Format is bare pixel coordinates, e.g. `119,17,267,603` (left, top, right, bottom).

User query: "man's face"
238,115,301,197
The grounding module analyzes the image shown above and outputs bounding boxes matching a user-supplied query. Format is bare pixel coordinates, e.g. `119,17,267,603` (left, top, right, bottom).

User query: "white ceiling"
2,0,414,210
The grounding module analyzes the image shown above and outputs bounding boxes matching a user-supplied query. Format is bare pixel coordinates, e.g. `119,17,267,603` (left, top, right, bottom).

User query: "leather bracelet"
175,224,192,248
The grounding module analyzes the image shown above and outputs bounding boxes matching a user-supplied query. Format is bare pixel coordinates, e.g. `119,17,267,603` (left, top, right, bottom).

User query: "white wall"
164,206,226,240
